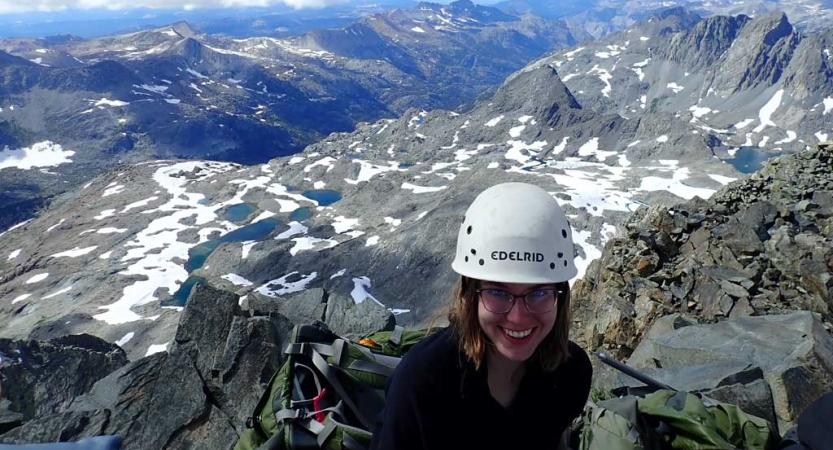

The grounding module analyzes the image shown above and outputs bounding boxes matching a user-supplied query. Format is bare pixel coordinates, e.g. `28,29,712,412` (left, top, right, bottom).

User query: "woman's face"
477,281,558,364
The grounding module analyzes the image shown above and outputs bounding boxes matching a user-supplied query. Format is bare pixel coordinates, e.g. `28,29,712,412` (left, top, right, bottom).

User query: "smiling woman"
369,182,592,450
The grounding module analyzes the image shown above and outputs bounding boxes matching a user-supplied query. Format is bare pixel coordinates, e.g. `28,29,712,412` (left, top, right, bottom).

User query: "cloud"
0,0,350,14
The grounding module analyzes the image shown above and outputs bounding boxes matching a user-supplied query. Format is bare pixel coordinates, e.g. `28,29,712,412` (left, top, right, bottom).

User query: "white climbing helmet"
451,182,577,284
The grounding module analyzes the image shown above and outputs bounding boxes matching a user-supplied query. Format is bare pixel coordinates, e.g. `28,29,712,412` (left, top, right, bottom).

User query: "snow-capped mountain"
0,2,582,230
529,8,832,156
0,53,746,360
497,0,833,37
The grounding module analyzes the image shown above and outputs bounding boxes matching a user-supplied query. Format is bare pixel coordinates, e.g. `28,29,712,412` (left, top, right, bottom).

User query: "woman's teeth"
502,327,532,338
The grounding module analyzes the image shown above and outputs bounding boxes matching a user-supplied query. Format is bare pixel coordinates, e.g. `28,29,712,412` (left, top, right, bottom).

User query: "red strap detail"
313,387,327,423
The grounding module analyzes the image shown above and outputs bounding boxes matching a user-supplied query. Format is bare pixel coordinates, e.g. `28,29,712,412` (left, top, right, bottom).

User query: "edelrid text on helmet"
451,182,577,284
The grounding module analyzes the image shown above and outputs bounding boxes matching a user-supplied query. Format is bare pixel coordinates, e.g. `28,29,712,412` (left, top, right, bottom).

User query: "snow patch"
94,98,129,107
402,182,447,194
753,89,783,133
0,141,75,171
485,115,504,127
256,272,317,297
115,332,134,347
50,246,98,258
26,273,49,284
276,221,308,240
103,185,125,197
666,83,684,94
350,276,382,305
222,274,253,286
145,343,169,356
578,138,616,161
43,286,72,299
12,294,32,304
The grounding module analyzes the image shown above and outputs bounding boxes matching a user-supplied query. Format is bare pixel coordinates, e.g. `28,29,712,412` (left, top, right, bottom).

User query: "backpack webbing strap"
347,359,395,378
307,345,383,431
289,363,323,408
390,326,404,347
285,343,336,358
274,408,326,435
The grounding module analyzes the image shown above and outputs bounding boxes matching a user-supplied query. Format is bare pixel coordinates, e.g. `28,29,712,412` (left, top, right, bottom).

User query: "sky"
0,0,500,15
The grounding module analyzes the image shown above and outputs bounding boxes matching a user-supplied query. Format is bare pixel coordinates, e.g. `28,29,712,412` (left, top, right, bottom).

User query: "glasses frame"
475,288,561,314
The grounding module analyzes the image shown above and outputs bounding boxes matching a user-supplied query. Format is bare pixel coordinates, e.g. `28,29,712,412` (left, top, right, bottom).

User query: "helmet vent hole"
467,226,473,235
465,256,469,262
557,252,563,258
562,229,568,238
479,259,484,266
462,215,466,223
550,262,556,270
563,260,568,267
470,249,476,255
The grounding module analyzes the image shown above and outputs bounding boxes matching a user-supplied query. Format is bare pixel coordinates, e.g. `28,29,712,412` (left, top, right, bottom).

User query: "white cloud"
0,0,350,14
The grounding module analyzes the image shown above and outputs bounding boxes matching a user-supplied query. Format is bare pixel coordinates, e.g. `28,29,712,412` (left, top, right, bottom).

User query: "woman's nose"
506,296,532,321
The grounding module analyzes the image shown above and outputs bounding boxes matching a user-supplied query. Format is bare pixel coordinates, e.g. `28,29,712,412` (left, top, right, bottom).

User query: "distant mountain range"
497,0,833,37
532,8,832,156
0,0,582,229
0,8,793,361
0,0,421,39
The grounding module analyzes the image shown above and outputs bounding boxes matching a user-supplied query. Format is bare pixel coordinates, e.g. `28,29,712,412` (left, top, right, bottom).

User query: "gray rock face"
573,144,833,358
625,311,833,432
0,334,127,425
0,279,396,447
710,12,800,94
324,294,396,338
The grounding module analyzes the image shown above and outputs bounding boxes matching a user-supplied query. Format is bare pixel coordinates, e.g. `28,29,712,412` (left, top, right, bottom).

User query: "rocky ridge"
573,143,833,358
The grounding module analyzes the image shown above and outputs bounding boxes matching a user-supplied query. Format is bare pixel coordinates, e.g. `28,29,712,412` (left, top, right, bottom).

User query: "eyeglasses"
475,288,560,314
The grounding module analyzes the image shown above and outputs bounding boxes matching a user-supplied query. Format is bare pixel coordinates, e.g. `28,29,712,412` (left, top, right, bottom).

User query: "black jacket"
369,327,592,450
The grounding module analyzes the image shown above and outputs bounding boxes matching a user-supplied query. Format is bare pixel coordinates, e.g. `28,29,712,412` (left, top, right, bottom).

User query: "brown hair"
446,276,572,372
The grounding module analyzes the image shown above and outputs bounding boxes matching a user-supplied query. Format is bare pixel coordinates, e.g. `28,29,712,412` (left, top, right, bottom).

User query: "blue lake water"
224,203,254,223
163,275,208,308
290,207,313,222
727,147,785,174
184,218,281,272
398,162,414,169
302,189,342,207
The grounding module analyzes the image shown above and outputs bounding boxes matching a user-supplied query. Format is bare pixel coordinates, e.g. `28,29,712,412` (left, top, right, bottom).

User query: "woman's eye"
530,290,548,297
487,289,508,297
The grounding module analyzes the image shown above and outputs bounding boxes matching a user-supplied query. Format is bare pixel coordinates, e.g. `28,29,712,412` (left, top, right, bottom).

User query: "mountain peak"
491,64,584,127
641,6,702,35
169,21,199,38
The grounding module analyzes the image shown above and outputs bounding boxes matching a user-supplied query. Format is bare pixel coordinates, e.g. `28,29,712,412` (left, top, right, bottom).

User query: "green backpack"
235,322,432,450
580,389,780,450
